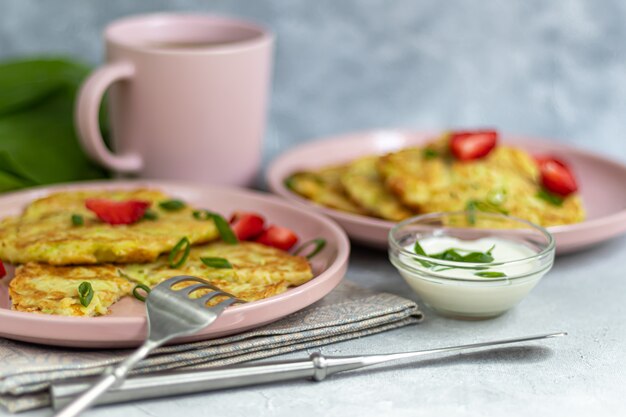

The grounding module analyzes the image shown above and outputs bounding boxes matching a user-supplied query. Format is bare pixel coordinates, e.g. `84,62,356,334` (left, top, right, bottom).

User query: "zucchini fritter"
0,189,219,265
340,156,414,221
8,242,314,316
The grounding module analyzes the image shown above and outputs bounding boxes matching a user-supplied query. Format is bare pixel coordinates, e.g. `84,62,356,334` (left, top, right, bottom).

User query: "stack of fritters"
286,137,585,226
1,189,313,316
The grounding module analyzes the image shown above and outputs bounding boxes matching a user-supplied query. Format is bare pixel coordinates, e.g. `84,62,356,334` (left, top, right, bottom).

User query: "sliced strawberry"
85,198,151,225
449,130,498,161
537,157,578,196
0,260,6,278
230,212,265,241
255,225,299,251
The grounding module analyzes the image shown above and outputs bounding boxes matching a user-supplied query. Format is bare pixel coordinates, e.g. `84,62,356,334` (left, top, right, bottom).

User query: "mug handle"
75,61,143,173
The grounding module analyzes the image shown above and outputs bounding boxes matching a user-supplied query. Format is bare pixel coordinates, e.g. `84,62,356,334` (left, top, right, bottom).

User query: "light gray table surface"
5,235,626,417
1,0,626,415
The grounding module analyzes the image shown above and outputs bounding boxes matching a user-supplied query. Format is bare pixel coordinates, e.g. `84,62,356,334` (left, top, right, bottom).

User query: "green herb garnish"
423,148,440,159
413,241,435,267
132,284,151,302
413,241,427,256
284,176,297,191
293,238,327,259
212,213,238,244
142,209,158,221
71,214,84,226
474,271,507,278
168,237,191,268
200,257,233,269
465,196,509,225
193,210,238,244
78,282,94,307
414,240,496,271
486,188,507,206
536,189,564,206
192,209,210,220
159,199,186,211
466,200,478,225
429,248,494,263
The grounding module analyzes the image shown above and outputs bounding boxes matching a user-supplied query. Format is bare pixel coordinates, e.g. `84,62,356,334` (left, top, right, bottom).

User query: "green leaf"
0,57,109,191
0,58,90,116
200,257,233,269
77,281,94,307
0,169,32,192
536,189,564,206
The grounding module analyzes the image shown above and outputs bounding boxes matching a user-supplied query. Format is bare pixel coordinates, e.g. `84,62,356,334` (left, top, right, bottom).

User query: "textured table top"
9,234,626,417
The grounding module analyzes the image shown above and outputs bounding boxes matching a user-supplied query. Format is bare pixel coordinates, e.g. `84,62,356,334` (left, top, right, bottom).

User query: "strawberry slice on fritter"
536,157,579,196
85,198,151,225
449,130,498,161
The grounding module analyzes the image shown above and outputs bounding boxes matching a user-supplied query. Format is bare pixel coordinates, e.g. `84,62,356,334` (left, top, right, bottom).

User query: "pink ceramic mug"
75,14,273,186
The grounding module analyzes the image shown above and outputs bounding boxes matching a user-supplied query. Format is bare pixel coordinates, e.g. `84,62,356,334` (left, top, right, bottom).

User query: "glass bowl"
388,211,555,319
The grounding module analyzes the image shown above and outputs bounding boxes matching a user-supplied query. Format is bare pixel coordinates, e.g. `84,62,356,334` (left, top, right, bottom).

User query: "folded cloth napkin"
0,281,422,413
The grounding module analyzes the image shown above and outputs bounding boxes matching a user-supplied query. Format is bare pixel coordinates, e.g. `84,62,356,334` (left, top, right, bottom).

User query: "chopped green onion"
133,284,152,302
487,188,507,206
71,214,84,226
193,210,238,244
200,257,233,269
211,213,238,244
293,238,327,259
284,176,297,191
475,271,507,278
413,240,434,267
413,241,427,256
78,282,94,307
536,189,564,206
159,199,186,211
459,251,494,263
466,200,478,225
168,237,191,268
193,209,211,220
423,148,440,159
142,209,158,221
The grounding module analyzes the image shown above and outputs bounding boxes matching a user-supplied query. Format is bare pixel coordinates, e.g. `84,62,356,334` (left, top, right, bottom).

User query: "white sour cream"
393,236,551,319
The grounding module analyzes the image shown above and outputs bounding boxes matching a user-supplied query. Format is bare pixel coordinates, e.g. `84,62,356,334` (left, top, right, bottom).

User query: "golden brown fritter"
8,242,314,316
340,156,414,221
0,189,219,265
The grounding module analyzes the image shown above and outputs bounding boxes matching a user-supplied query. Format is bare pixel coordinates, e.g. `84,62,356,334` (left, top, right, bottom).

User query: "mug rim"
104,12,273,55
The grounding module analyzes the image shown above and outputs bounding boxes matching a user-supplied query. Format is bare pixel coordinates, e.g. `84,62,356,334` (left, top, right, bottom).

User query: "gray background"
2,0,626,166
1,1,626,416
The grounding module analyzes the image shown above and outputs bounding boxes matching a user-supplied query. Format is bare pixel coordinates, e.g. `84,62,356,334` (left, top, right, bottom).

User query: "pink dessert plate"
267,130,626,253
0,180,350,348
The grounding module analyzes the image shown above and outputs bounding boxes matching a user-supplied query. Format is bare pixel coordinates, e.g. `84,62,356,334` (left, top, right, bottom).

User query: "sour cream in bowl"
388,211,555,319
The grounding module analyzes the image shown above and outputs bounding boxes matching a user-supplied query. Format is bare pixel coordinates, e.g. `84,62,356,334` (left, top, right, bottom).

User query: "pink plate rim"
0,180,351,347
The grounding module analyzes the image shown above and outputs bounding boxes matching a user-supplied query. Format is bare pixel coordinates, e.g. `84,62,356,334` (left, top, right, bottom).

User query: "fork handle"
53,340,161,417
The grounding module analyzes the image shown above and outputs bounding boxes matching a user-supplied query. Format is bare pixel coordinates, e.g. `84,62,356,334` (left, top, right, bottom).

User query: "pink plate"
0,180,350,348
267,130,626,253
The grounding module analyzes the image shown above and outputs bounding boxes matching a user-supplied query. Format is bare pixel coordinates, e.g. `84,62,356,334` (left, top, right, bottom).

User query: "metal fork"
54,276,241,417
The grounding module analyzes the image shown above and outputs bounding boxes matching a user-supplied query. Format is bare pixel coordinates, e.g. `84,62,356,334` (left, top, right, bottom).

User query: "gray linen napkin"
0,281,422,413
